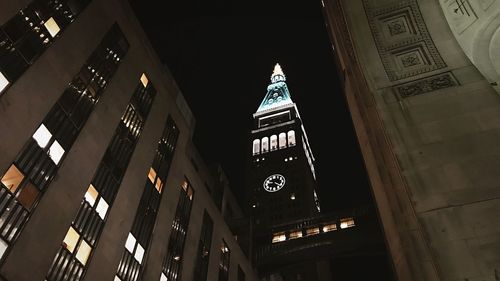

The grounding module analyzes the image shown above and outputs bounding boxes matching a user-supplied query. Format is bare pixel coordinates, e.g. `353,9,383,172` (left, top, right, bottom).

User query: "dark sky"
129,0,373,212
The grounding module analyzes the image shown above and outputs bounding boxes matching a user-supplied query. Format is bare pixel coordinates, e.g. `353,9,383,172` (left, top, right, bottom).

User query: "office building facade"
0,0,257,280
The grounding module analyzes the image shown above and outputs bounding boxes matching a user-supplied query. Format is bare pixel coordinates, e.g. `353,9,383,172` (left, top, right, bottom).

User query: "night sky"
128,0,372,212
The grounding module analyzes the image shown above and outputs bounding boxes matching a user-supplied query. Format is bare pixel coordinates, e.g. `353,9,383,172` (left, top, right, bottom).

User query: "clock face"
263,174,286,192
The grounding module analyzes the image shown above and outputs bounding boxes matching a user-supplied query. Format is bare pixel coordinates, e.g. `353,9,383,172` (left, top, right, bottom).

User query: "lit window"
33,124,52,148
76,240,92,265
62,227,80,253
0,72,9,93
140,73,149,88
1,164,25,193
261,137,269,153
84,185,98,206
17,183,39,209
287,130,296,146
125,233,136,253
272,233,286,243
148,167,156,184
289,230,302,240
96,198,109,219
44,17,61,37
114,276,122,281
181,180,189,192
160,273,168,281
279,133,287,149
49,140,65,164
252,139,260,155
134,244,145,264
322,223,337,233
155,178,163,193
340,218,355,229
306,227,320,236
0,239,7,259
270,135,277,150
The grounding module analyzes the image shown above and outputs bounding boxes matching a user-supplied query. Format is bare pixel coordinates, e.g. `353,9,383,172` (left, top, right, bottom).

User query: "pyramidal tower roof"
256,63,294,113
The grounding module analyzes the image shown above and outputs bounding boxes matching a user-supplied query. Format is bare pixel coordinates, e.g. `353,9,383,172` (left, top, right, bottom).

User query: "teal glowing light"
256,63,294,113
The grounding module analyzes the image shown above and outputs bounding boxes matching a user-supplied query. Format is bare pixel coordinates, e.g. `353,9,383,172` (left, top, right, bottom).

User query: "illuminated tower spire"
256,63,293,113
271,63,286,83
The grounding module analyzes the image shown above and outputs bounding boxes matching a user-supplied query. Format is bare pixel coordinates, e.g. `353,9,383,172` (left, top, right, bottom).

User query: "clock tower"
248,63,320,231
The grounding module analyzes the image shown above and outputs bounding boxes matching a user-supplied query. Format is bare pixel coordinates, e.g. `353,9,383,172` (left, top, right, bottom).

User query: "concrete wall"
323,0,500,280
0,0,257,280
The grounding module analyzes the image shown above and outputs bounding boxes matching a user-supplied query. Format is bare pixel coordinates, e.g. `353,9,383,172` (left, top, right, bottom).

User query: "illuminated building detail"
340,218,356,229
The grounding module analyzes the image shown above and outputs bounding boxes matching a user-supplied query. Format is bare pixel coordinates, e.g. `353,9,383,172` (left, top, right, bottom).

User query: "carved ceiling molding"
362,0,447,81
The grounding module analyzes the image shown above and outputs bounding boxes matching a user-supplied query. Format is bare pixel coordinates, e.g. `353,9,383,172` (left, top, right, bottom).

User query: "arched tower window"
279,133,287,149
252,139,260,155
288,130,296,146
270,135,278,151
261,137,269,153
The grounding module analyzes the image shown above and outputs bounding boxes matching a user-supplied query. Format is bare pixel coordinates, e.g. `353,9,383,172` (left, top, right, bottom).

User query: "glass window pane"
134,244,145,264
1,164,25,193
340,218,355,229
0,72,9,93
322,223,337,233
140,73,149,87
114,276,122,281
148,167,156,184
44,17,61,38
62,227,80,253
125,233,136,253
155,178,163,193
49,140,65,164
16,182,39,209
76,239,92,265
96,198,109,219
84,184,98,206
0,239,8,259
160,273,168,281
33,124,52,148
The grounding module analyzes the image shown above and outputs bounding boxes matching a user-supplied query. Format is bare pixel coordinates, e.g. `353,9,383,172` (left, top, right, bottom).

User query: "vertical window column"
46,74,155,281
114,117,180,281
0,24,128,261
0,0,95,95
193,211,214,281
218,240,230,281
160,180,194,281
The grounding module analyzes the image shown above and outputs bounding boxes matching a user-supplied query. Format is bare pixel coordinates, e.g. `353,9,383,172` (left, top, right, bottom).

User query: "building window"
161,179,195,281
218,240,230,281
115,117,179,281
272,232,286,243
340,218,355,229
279,133,287,149
1,164,24,193
194,211,214,281
270,135,278,151
252,139,260,155
261,137,269,153
306,227,320,236
289,230,303,240
46,72,154,281
322,223,337,233
0,72,9,93
287,130,296,146
0,0,93,97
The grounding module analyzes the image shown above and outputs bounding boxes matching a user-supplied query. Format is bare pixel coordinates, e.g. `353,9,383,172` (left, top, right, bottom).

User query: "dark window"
0,0,94,95
0,23,128,262
160,179,194,281
193,211,214,281
46,74,154,281
115,117,179,281
218,240,230,281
